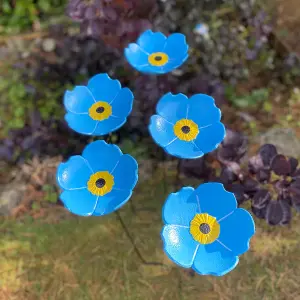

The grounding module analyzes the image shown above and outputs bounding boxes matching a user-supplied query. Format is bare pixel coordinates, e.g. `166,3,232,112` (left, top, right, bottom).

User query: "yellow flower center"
87,171,114,196
89,101,112,121
148,52,169,66
190,213,220,244
173,119,199,141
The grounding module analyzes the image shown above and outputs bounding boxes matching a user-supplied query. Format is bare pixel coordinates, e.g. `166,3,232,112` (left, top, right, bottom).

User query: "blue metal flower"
161,183,255,276
56,140,138,216
125,30,189,74
63,73,134,135
149,93,225,159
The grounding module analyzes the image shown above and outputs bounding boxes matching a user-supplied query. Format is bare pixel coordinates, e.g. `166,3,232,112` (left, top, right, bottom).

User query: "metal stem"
115,211,167,266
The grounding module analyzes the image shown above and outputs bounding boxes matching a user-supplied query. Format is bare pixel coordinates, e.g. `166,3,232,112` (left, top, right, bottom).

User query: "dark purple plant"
66,0,156,48
182,132,300,226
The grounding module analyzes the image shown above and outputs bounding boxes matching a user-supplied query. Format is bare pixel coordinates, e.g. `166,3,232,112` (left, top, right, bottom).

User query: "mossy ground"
1,167,300,300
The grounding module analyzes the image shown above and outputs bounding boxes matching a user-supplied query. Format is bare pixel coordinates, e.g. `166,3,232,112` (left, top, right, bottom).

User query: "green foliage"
0,0,66,34
0,67,67,133
226,86,270,108
42,184,58,203
0,71,30,130
31,202,41,210
119,139,150,160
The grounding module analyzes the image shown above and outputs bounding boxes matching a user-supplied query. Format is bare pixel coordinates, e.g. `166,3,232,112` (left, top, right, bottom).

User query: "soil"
274,0,300,56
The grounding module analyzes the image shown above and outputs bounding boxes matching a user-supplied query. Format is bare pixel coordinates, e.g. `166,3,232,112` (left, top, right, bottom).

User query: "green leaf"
38,0,51,12
224,85,236,99
32,202,41,210
48,194,57,203
230,88,269,108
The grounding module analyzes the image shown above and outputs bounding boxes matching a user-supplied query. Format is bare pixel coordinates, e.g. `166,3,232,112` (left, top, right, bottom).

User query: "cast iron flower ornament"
58,28,255,278
57,140,138,216
149,93,225,159
162,183,255,276
125,29,189,74
64,73,134,135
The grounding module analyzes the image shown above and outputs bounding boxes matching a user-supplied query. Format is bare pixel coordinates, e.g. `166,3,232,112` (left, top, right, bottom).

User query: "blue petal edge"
192,256,239,276
162,186,195,225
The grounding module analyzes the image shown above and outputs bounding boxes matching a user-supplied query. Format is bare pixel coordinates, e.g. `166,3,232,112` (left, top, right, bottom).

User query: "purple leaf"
180,157,212,180
0,145,13,161
252,189,271,209
210,82,227,106
274,179,290,198
265,201,284,226
289,157,299,175
218,147,238,161
252,206,267,219
220,167,238,185
292,169,300,179
259,144,277,167
222,129,248,150
248,155,264,174
256,169,270,183
271,154,291,176
291,194,300,212
30,110,41,130
243,177,259,196
21,134,41,150
67,0,86,21
84,6,98,20
278,199,292,225
290,179,300,196
227,183,246,205
280,194,292,206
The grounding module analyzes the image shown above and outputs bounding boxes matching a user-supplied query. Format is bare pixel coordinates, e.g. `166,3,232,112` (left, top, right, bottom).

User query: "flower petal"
57,156,92,190
125,44,149,69
111,87,134,118
60,188,97,216
162,187,197,226
65,112,97,135
112,154,138,191
137,30,166,53
164,139,204,159
190,183,237,220
87,73,121,103
93,117,126,135
187,94,221,127
192,244,239,276
140,65,167,74
218,208,255,256
82,140,122,173
161,225,199,268
194,122,225,154
156,93,188,124
148,115,177,147
92,189,132,216
63,86,95,114
161,54,189,73
164,33,188,60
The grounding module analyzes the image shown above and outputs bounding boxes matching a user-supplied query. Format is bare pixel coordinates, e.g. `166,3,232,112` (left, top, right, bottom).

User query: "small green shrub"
226,86,269,108
0,0,66,34
0,67,68,133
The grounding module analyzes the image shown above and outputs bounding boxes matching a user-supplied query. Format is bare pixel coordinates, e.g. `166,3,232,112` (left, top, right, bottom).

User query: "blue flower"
125,30,189,74
63,73,134,135
161,183,255,276
56,140,138,216
149,93,225,159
